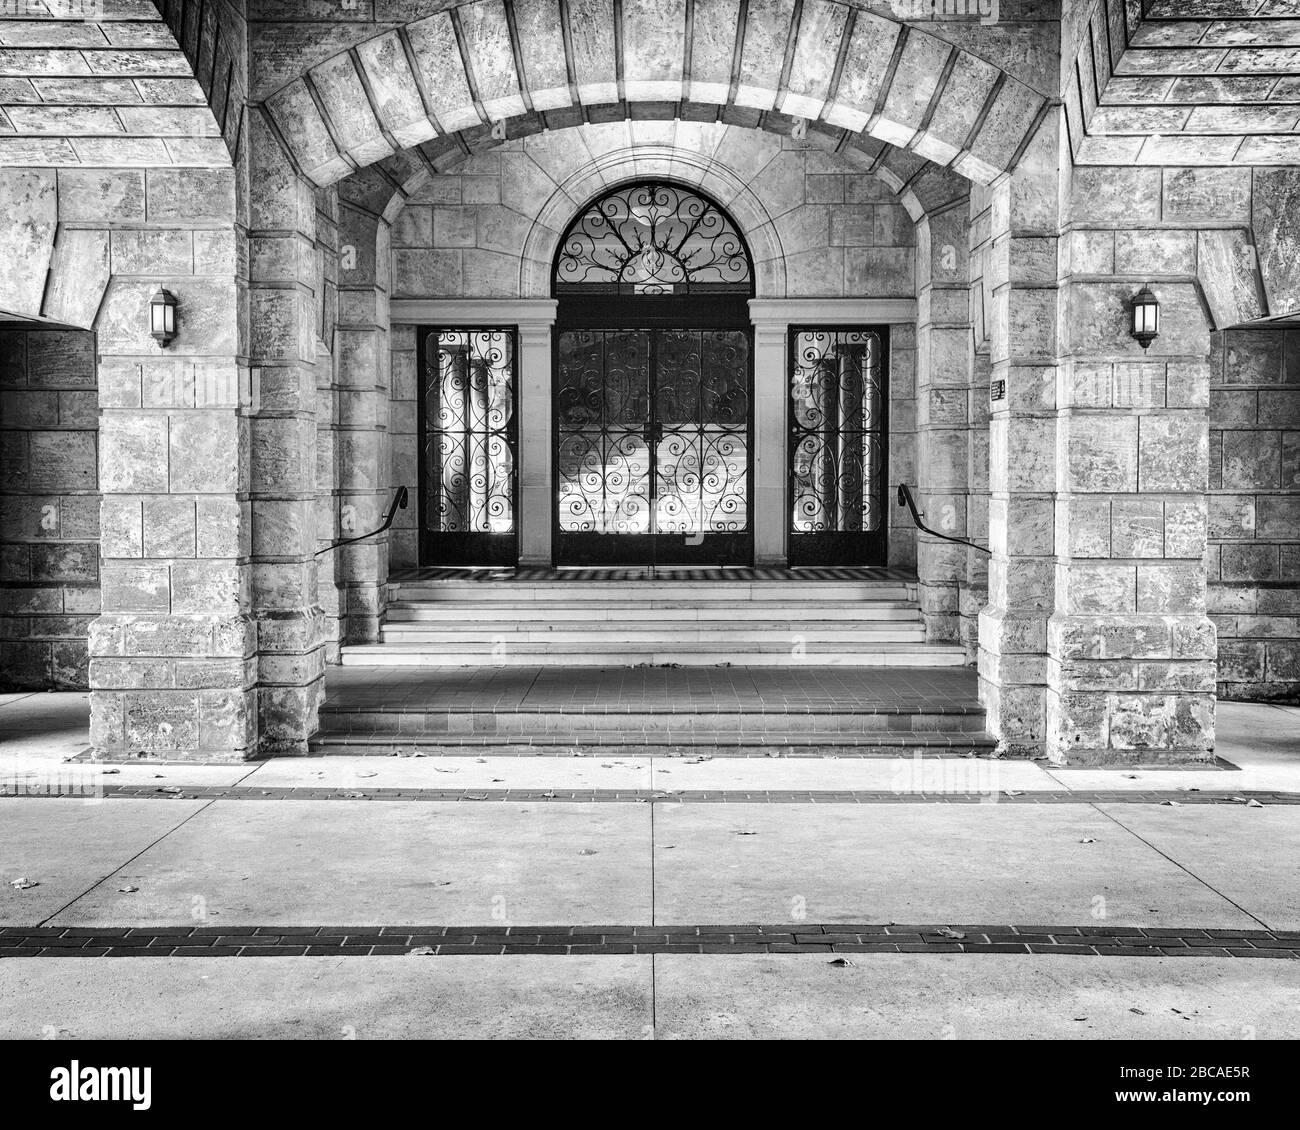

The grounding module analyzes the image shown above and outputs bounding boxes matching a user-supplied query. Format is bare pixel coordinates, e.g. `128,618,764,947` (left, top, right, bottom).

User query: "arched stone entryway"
0,1,1276,763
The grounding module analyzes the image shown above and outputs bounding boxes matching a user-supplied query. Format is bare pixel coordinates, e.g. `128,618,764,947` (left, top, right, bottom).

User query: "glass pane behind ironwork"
556,329,749,536
425,330,515,534
555,182,752,295
790,329,883,534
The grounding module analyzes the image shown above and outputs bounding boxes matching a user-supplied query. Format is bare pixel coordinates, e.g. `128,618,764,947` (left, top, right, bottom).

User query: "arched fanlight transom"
554,181,753,296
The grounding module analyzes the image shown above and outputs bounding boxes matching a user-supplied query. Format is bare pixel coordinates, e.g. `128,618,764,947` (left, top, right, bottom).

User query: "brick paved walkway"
4,923,1298,960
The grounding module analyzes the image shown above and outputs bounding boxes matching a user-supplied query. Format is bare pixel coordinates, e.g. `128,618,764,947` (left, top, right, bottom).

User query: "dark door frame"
416,325,521,567
786,324,890,567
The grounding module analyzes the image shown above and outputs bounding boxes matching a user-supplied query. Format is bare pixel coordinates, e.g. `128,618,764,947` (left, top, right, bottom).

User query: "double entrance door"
554,313,753,566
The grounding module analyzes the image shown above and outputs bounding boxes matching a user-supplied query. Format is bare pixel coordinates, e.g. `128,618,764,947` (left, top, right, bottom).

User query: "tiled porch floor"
320,665,982,713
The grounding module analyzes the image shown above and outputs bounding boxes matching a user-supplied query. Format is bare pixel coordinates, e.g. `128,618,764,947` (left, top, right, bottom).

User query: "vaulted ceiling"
1069,0,1300,165
0,0,236,169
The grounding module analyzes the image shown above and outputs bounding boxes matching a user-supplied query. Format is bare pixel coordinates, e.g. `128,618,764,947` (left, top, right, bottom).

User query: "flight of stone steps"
339,574,969,668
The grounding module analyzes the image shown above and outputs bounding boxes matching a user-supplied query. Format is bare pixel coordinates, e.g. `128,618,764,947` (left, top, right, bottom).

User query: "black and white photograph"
0,0,1295,1102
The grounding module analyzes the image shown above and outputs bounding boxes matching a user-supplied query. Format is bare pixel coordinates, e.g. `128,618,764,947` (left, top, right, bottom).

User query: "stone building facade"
0,0,1297,763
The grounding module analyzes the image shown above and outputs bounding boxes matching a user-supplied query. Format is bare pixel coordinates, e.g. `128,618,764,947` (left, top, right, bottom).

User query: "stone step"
378,624,928,645
339,642,968,667
319,707,987,738
392,581,914,603
385,601,922,622
307,735,999,756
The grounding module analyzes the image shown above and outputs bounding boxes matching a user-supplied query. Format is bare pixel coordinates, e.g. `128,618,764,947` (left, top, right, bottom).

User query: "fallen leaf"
932,927,966,940
342,791,367,799
407,946,436,956
1129,1007,1146,1015
118,886,139,894
1163,800,1181,807
9,877,37,890
101,769,120,776
1245,799,1264,808
1004,790,1023,798
157,786,183,795
827,957,855,967
356,772,378,779
578,849,597,856
735,830,759,836
1079,837,1097,844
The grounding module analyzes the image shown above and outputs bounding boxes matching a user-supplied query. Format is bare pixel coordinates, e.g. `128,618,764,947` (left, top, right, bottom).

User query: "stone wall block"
1110,498,1164,558
1139,415,1207,493
1067,415,1137,493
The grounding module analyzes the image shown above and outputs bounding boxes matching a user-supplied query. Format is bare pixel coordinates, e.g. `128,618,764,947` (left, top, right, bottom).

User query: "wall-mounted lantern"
1130,286,1159,351
149,288,179,347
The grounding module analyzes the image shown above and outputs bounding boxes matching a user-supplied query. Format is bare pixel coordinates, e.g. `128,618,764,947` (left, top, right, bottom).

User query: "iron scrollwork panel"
654,329,750,537
556,329,652,535
789,328,887,565
421,328,517,564
555,182,752,295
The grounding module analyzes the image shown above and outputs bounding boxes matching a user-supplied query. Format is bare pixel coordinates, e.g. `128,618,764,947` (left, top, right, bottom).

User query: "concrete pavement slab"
0,956,652,1040
652,803,1259,927
1048,702,1300,794
244,754,651,791
49,801,653,927
0,798,207,926
1096,804,1300,931
652,954,1300,1039
651,754,1050,793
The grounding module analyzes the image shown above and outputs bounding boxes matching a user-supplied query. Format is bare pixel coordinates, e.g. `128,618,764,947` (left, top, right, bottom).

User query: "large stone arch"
320,116,972,643
257,0,1048,191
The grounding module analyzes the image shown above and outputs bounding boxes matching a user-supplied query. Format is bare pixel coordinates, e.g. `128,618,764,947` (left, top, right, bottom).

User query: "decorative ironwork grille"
420,328,517,564
555,328,751,564
789,328,888,565
555,182,753,295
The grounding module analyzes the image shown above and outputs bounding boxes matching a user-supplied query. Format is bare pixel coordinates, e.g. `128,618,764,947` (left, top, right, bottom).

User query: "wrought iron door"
418,327,518,565
555,327,752,565
788,328,888,565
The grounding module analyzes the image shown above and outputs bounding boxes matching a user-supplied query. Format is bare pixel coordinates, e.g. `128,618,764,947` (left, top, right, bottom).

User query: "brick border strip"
2,924,1298,959
1,784,1295,805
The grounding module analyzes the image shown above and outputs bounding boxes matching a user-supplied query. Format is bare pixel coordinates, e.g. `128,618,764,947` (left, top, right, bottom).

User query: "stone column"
518,317,555,567
89,166,257,760
1047,162,1218,764
977,119,1060,758
334,201,391,640
311,189,343,660
749,311,788,566
246,114,325,754
915,203,976,643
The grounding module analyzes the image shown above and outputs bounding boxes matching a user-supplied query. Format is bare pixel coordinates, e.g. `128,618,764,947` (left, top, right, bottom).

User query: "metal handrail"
315,486,409,557
896,483,992,556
